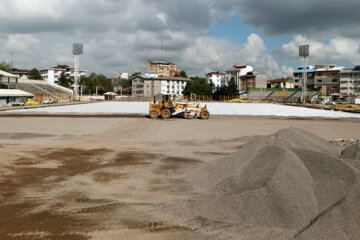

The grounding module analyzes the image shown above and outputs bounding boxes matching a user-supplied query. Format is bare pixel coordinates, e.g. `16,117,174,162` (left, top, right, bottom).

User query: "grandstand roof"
0,89,34,97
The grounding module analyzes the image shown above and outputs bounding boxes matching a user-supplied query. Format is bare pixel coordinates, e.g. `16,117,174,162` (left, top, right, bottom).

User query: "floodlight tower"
299,45,309,103
73,43,83,100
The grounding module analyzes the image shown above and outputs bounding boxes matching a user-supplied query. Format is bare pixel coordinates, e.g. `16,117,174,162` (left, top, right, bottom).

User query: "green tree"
179,70,188,78
81,73,114,95
183,76,212,96
0,60,12,73
28,68,43,80
58,72,73,88
129,72,141,79
228,77,238,96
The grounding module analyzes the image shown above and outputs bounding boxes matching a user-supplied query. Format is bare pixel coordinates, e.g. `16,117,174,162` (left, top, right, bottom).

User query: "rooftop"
207,71,225,75
226,66,248,71
269,78,291,83
134,75,192,81
148,59,175,65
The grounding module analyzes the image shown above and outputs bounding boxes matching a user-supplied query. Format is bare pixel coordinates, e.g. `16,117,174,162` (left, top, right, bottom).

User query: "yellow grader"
149,95,210,119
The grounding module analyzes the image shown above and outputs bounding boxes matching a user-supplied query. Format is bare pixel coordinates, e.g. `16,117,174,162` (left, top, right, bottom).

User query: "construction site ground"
1,116,360,239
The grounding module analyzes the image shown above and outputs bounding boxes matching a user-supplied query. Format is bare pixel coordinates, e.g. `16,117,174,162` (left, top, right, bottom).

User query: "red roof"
208,72,225,75
12,68,30,73
170,70,179,73
51,65,71,69
226,66,247,71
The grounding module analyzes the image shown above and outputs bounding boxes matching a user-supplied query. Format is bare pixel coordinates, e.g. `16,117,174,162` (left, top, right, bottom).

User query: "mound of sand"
341,142,360,160
187,128,360,239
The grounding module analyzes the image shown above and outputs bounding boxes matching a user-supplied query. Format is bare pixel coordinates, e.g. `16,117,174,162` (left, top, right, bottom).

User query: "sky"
1,0,360,79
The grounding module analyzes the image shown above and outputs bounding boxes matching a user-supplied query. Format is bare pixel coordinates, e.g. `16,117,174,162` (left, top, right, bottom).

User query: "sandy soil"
0,116,360,240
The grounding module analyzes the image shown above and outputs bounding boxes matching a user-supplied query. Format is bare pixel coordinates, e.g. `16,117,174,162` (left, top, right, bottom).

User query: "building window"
332,72,337,76
317,79,322,83
332,79,338,82
317,73,322,76
332,86,338,89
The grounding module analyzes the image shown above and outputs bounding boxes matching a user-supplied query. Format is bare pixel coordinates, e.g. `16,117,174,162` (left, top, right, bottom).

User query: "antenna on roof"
160,33,164,61
10,50,13,68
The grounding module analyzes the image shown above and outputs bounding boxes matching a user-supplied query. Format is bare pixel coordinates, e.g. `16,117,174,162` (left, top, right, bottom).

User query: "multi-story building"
293,66,316,88
340,67,360,96
205,71,225,88
40,65,86,84
224,65,253,88
146,60,177,77
239,72,267,91
11,68,30,79
314,65,344,96
132,75,192,97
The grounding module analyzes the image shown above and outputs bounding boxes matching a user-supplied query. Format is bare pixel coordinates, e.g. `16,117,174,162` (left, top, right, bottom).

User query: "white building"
40,65,86,84
132,75,192,97
340,68,360,97
205,71,225,88
225,65,253,87
120,72,129,79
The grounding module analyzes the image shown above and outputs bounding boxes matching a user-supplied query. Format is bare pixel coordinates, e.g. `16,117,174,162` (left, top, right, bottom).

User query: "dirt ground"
0,115,360,240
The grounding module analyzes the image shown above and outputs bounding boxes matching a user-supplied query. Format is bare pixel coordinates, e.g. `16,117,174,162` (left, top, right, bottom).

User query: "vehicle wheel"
149,110,159,119
161,109,171,119
200,110,210,119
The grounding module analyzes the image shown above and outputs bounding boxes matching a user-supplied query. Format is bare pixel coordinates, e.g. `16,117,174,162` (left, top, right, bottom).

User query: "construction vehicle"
149,95,210,119
25,99,39,105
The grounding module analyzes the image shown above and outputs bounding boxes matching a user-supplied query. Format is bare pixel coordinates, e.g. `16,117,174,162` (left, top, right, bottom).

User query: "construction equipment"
149,95,210,119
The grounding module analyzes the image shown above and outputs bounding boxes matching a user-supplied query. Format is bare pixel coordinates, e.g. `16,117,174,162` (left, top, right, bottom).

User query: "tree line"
183,76,239,99
1,60,240,97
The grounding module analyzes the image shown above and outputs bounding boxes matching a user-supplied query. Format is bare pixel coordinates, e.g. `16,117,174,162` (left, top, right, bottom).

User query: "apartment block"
293,66,315,88
40,65,86,84
314,65,344,96
205,71,225,88
132,75,192,97
340,68,360,96
146,60,177,77
225,65,253,88
240,72,267,91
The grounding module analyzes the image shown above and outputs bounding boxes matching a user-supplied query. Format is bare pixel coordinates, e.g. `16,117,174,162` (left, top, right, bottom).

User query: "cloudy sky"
1,0,359,79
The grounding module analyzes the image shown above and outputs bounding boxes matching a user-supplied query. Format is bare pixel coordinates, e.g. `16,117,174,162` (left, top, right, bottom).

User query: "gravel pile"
187,128,360,239
341,142,360,160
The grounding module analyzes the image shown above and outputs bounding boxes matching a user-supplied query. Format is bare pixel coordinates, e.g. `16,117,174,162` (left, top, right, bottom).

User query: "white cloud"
6,34,40,52
277,35,360,66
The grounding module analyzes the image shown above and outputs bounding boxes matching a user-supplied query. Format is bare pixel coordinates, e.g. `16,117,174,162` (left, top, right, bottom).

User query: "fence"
184,95,239,101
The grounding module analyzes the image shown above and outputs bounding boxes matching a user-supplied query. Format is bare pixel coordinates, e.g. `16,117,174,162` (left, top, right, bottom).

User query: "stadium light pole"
299,45,309,104
73,43,83,101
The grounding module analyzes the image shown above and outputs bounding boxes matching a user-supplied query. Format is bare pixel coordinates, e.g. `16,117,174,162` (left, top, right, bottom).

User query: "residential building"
314,65,344,96
340,67,360,96
269,78,295,89
224,65,253,88
239,72,267,91
293,66,316,88
12,68,30,79
205,71,225,88
132,75,192,97
146,60,177,77
120,72,129,79
40,65,86,84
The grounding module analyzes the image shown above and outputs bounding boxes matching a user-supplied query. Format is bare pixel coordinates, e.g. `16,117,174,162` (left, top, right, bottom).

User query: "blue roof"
294,66,315,73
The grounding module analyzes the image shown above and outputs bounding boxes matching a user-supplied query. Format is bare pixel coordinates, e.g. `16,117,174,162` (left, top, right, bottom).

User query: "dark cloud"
213,0,360,38
1,0,357,78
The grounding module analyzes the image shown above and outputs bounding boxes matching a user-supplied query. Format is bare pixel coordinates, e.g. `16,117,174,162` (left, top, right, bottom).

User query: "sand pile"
187,128,360,239
341,142,360,160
